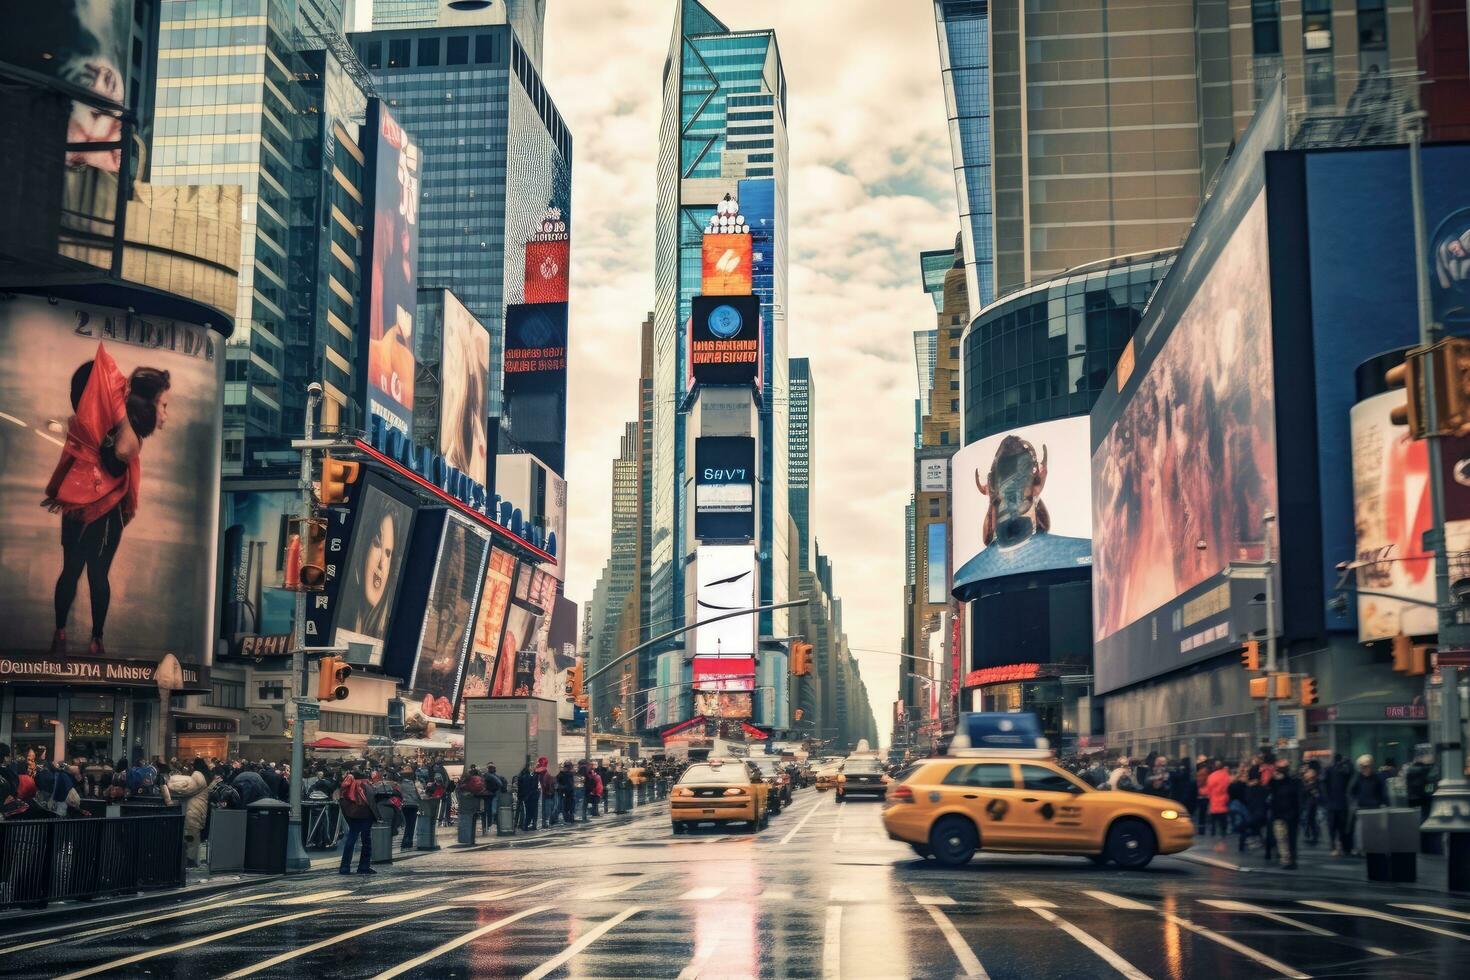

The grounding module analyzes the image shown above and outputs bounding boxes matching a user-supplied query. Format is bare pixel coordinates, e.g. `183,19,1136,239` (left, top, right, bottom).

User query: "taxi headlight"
1160,809,1180,820
724,787,744,797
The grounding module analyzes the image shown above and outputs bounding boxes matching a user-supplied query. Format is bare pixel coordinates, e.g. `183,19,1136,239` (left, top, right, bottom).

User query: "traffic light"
1271,672,1292,699
791,641,813,676
299,517,328,591
1385,339,1470,440
1410,643,1432,676
1392,633,1413,672
317,655,352,702
319,454,361,506
1300,675,1318,705
1385,350,1427,438
1240,640,1260,672
1249,676,1268,699
568,661,584,701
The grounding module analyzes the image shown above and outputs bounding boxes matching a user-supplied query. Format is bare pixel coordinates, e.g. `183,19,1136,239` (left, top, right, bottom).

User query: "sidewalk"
1180,830,1452,891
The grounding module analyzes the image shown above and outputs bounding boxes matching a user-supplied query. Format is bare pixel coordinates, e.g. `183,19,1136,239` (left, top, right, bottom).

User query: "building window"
949,346,959,359
1302,0,1335,107
950,379,960,390
940,430,951,445
1356,0,1389,75
928,498,941,517
418,37,440,66
475,33,496,64
1250,0,1281,56
319,711,387,737
446,35,469,65
206,679,245,710
257,680,285,701
363,40,382,69
951,398,960,412
387,39,410,68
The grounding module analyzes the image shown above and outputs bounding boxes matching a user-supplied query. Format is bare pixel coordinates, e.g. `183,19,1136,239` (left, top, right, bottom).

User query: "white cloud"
545,0,954,745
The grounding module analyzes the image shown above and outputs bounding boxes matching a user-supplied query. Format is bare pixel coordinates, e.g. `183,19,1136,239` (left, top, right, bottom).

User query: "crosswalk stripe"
823,906,843,978
57,908,323,980
919,899,988,978
582,877,648,900
523,906,645,980
1390,902,1470,923
780,799,827,846
275,889,351,905
1300,901,1470,942
914,894,956,906
365,886,445,903
1199,900,1337,937
222,904,455,978
1014,900,1151,980
762,888,795,901
5,891,284,955
680,886,725,900
1088,891,1307,979
369,904,550,980
459,878,566,902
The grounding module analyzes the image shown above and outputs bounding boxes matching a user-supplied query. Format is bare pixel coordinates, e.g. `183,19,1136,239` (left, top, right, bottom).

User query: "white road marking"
275,889,351,905
920,900,988,978
1390,902,1470,923
365,886,445,903
56,908,322,980
1014,899,1151,980
523,906,645,980
780,799,826,846
1300,901,1470,942
370,904,549,980
34,428,65,447
0,410,26,426
1199,899,1337,937
1088,891,1307,979
582,877,648,900
6,891,284,953
460,878,566,902
680,886,726,901
1366,946,1398,957
823,906,843,979
222,904,454,978
914,894,957,906
1185,854,1250,872
762,888,795,902
833,805,844,843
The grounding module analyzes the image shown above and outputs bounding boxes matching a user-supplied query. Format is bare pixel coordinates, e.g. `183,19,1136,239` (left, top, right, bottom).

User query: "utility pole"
285,381,322,874
1409,115,1470,890
1264,509,1279,755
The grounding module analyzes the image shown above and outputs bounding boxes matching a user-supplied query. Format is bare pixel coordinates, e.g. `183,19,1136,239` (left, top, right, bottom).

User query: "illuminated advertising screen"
1351,389,1470,641
503,303,569,474
695,436,754,541
437,291,490,487
411,514,491,721
332,479,415,668
0,296,222,684
363,101,420,439
1091,191,1279,693
489,602,539,698
951,416,1092,591
220,488,297,658
524,239,570,304
701,234,753,296
694,691,753,719
460,547,515,706
690,295,760,386
926,523,948,605
695,545,757,656
692,656,756,692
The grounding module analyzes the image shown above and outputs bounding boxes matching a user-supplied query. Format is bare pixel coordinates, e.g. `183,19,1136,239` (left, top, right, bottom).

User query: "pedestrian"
1301,761,1321,846
337,771,376,875
126,749,160,798
230,765,270,807
1348,753,1389,856
1107,757,1135,792
398,765,421,850
1242,766,1272,858
1405,747,1439,824
1204,760,1231,837
166,761,211,868
1147,756,1171,797
538,757,559,827
1193,760,1212,831
1267,763,1301,869
557,761,577,823
586,762,605,817
1322,754,1352,856
481,763,505,833
515,762,539,831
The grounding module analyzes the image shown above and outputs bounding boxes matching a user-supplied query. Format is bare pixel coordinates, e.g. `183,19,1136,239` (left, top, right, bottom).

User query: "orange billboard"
701,234,753,296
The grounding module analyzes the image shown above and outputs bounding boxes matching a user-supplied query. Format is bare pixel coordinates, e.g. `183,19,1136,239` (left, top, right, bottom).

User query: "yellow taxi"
881,755,1193,869
670,758,770,833
814,762,841,791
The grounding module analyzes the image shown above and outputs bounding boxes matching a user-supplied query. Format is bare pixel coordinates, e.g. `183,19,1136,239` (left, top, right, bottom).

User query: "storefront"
175,716,238,762
964,664,1093,749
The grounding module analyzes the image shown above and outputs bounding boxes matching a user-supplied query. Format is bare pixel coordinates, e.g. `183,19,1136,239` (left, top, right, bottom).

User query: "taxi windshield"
679,765,746,785
844,760,884,774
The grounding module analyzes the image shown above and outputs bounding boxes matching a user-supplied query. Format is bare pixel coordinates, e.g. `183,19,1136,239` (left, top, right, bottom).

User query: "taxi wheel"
1087,854,1109,866
929,816,978,867
1105,819,1157,870
910,844,932,860
671,821,684,835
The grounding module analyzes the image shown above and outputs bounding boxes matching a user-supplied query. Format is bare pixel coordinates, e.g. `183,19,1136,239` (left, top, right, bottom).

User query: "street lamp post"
285,382,322,875
1263,509,1279,755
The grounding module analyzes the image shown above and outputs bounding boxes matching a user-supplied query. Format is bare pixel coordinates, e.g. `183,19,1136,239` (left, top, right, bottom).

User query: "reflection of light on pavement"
1161,893,1184,977
682,852,757,979
0,408,66,447
33,429,64,448
0,410,25,427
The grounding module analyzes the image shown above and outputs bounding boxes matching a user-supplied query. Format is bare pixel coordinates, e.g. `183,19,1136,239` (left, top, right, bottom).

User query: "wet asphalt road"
5,790,1470,979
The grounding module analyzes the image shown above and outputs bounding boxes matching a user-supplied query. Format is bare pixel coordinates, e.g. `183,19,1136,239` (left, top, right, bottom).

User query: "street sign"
1276,709,1303,744
296,700,320,721
1435,650,1470,667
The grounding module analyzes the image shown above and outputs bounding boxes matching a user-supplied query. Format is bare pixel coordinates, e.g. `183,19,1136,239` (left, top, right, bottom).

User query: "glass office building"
353,22,571,420
932,0,994,312
788,358,814,571
653,1,790,718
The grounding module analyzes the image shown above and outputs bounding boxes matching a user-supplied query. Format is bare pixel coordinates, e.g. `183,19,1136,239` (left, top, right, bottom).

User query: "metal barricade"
0,813,185,909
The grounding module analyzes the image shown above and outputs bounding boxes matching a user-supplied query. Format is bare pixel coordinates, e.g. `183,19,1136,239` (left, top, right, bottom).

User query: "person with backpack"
557,761,577,823
126,750,160,798
481,764,505,834
538,757,558,828
337,771,375,875
398,765,422,850
585,762,605,817
515,763,540,831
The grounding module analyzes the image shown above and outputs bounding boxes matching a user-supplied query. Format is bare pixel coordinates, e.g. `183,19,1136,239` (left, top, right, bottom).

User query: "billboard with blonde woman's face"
0,296,222,675
437,291,490,486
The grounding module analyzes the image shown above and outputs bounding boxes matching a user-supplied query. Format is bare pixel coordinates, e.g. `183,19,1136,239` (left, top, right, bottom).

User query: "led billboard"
690,295,761,386
0,296,223,684
332,478,415,667
701,234,753,296
437,291,490,487
363,101,421,440
926,523,948,605
524,239,570,304
695,545,757,657
951,416,1092,591
694,691,753,719
460,547,516,704
503,303,569,474
411,514,491,721
692,656,756,692
695,436,755,541
220,488,297,658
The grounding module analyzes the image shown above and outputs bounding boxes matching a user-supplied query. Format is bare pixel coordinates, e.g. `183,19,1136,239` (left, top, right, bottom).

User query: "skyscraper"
787,358,814,571
652,1,789,728
366,0,545,70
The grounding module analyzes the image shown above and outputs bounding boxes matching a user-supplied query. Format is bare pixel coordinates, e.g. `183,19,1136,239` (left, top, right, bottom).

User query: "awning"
394,738,454,751
307,736,358,749
740,723,769,740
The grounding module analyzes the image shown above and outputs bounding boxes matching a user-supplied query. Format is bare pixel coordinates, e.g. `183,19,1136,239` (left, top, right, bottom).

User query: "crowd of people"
1059,747,1439,869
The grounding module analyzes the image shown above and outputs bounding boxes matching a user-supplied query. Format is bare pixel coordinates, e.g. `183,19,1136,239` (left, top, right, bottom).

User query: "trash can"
416,797,440,850
302,801,338,850
370,823,394,865
208,808,247,873
615,781,632,815
243,798,291,874
457,794,480,845
1360,807,1418,882
497,790,516,835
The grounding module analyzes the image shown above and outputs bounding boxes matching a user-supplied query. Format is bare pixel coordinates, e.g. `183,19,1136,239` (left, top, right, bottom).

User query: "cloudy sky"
543,0,957,745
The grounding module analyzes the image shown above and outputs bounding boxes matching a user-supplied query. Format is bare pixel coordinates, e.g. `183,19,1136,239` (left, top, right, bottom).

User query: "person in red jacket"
337,772,376,874
1204,759,1232,837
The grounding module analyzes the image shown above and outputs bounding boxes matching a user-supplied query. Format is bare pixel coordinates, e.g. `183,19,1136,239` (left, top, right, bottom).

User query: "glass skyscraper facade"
788,358,813,571
653,1,790,685
933,0,994,312
353,22,571,419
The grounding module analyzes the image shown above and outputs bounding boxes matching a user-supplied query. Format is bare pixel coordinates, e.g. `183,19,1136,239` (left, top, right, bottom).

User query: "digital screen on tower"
524,239,570,304
701,234,753,296
695,436,755,541
436,291,490,487
692,656,756,692
363,101,421,439
690,295,760,386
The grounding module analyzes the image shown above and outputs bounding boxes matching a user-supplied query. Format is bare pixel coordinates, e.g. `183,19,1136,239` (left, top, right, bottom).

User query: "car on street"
751,757,793,812
670,758,770,833
835,756,890,801
881,755,1194,868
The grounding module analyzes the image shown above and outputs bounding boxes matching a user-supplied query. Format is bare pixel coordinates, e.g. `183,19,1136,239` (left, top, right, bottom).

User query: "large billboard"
220,488,297,658
0,296,223,682
363,101,421,440
1351,390,1470,641
926,523,948,605
503,302,569,474
411,514,492,721
437,291,490,487
694,690,753,719
695,436,755,541
695,545,757,657
701,234,753,296
524,239,570,304
332,477,416,667
495,451,567,572
460,547,516,705
690,294,761,386
692,656,756,692
951,416,1092,591
1091,191,1278,692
